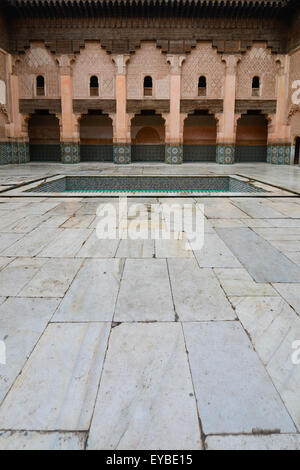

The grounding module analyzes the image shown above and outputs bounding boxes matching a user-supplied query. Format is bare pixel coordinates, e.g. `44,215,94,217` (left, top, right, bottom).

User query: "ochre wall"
127,43,169,100
236,43,277,100
236,115,268,146
181,43,225,99
183,115,217,145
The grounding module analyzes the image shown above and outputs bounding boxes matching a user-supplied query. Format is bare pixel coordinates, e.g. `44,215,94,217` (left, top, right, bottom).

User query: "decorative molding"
127,100,170,114
235,100,277,115
73,99,116,114
19,99,61,114
180,99,223,114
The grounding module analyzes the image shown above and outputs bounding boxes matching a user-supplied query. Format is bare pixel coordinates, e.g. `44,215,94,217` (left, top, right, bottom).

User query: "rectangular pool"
26,175,267,195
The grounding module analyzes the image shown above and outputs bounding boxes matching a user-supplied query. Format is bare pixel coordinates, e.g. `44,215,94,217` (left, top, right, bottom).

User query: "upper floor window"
36,75,45,96
90,75,99,96
198,76,207,96
252,76,260,97
144,76,153,97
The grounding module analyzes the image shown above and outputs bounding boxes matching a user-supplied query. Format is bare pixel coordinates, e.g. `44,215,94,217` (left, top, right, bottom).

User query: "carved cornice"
127,100,170,114
73,99,116,114
19,99,61,114
235,100,277,115
180,99,223,114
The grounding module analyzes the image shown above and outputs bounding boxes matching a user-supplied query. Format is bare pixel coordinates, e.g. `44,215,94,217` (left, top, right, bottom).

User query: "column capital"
112,54,130,75
222,54,241,74
56,55,74,75
166,54,186,75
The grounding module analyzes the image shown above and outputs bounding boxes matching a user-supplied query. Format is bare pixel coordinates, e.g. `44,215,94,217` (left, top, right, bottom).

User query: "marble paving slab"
0,257,47,296
87,323,201,450
75,231,120,258
0,431,86,450
114,259,174,321
0,297,61,405
267,317,300,431
2,227,60,257
205,434,300,450
53,259,124,322
216,227,300,283
38,229,92,257
116,238,155,258
231,296,298,365
168,259,235,321
231,200,289,219
272,283,300,316
0,233,24,254
0,323,110,431
183,321,296,434
19,258,83,298
194,233,241,268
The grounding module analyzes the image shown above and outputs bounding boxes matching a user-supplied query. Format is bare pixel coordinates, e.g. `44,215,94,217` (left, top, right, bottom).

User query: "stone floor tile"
61,215,95,229
2,227,60,257
213,267,253,281
0,233,25,254
75,231,119,258
231,200,289,219
38,229,91,257
116,238,155,258
0,257,47,296
0,431,86,450
87,323,201,450
0,297,60,404
168,259,235,321
272,283,300,315
232,296,298,364
183,321,296,434
0,323,110,431
216,227,300,283
219,279,277,297
53,259,123,322
267,317,300,431
114,259,174,321
205,434,300,450
155,235,193,258
19,258,83,298
194,233,241,268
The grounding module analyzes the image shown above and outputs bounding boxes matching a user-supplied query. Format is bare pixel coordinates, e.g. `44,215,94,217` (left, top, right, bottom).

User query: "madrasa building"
0,0,299,166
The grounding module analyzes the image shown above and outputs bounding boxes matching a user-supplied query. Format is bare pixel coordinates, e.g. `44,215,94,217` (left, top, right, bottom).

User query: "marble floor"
0,162,299,450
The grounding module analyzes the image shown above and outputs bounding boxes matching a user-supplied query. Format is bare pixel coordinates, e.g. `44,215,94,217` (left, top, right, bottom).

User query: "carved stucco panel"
236,44,277,99
181,43,225,99
72,42,115,99
15,42,60,98
127,42,170,100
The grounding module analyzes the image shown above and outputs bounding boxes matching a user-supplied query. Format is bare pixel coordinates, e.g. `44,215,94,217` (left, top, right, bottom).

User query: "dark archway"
294,137,300,165
235,113,268,162
28,111,60,161
183,111,217,162
131,112,165,161
80,111,113,161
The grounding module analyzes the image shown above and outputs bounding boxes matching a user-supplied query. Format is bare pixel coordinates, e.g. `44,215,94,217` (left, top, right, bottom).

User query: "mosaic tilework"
131,145,165,162
235,145,267,163
267,144,291,165
80,145,113,162
61,142,80,164
0,142,30,165
216,144,235,164
165,144,183,164
27,176,267,194
183,145,216,162
30,144,61,162
0,142,12,165
113,144,131,164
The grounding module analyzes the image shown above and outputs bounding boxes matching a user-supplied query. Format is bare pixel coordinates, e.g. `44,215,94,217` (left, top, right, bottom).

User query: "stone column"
112,54,131,164
4,54,29,164
267,56,291,165
165,54,185,164
57,55,80,163
216,55,240,164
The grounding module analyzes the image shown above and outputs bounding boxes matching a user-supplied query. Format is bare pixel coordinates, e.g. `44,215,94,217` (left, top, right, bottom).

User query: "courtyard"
0,162,299,450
